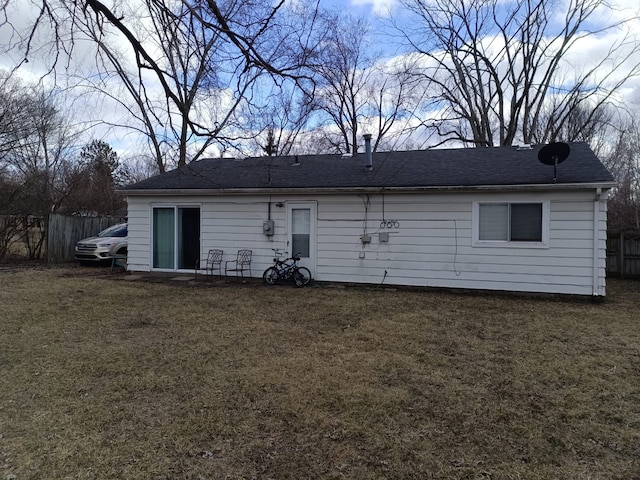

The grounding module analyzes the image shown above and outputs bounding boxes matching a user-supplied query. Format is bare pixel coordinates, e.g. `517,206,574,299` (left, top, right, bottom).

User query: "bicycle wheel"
293,267,311,287
293,270,305,287
262,266,279,285
296,266,312,285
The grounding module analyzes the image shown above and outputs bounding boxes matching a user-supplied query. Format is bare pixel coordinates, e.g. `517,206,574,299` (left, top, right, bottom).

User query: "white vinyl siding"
126,189,608,296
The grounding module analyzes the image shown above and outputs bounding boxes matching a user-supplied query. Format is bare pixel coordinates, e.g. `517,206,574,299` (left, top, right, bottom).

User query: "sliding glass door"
178,207,200,269
152,206,200,270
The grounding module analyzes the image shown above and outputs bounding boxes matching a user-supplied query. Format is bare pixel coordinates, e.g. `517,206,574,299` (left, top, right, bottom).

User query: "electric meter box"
263,220,274,236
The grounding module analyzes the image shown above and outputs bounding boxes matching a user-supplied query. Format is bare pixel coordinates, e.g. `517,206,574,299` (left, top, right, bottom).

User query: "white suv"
75,223,128,263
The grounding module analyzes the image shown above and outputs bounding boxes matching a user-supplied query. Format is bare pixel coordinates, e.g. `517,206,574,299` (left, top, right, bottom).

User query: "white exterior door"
287,202,316,277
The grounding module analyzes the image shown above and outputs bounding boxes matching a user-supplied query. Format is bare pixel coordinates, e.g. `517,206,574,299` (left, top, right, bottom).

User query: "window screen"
479,203,509,241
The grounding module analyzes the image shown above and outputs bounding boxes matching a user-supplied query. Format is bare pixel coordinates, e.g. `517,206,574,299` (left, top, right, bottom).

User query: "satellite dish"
538,142,570,183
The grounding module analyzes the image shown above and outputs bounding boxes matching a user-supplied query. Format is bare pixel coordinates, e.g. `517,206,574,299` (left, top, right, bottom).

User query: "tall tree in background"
363,56,427,152
400,0,640,147
0,78,79,259
307,10,426,154
600,119,640,231
0,83,78,215
0,0,321,171
0,74,34,160
63,139,125,216
311,12,373,154
248,84,316,157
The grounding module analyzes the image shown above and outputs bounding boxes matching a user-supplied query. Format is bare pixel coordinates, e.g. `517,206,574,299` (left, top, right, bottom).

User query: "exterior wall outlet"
359,251,365,259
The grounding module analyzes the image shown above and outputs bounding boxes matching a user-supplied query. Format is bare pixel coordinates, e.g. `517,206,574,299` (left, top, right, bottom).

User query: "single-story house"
122,140,616,296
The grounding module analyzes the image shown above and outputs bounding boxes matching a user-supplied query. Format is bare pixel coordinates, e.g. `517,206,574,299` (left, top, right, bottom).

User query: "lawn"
1,266,639,480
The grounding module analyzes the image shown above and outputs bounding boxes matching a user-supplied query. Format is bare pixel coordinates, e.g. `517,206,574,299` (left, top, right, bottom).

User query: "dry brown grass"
1,265,639,480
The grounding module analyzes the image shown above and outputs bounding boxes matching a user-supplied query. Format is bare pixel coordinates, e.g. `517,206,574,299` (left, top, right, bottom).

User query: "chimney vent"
363,134,373,171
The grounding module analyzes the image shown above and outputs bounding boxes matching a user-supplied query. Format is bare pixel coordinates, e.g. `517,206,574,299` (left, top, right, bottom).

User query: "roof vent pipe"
363,134,373,171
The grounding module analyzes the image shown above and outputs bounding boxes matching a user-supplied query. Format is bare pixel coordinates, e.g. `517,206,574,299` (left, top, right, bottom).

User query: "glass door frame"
150,204,201,271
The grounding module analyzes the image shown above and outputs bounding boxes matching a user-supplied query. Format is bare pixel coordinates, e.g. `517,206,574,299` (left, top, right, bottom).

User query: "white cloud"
350,0,399,17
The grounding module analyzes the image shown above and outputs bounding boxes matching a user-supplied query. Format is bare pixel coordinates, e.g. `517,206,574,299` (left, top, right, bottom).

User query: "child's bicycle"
262,249,312,287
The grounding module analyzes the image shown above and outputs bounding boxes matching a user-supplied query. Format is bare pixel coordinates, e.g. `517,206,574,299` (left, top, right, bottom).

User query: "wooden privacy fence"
607,231,640,278
47,214,126,263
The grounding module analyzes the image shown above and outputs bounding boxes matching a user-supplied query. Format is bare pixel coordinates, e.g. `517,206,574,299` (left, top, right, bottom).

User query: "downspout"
592,188,602,296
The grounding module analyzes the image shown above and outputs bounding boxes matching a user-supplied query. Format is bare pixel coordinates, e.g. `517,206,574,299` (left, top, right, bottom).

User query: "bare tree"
1,73,34,158
600,118,640,231
1,0,321,171
116,154,161,186
400,0,640,147
2,85,79,214
0,79,82,259
307,10,428,154
245,82,316,157
309,11,374,154
363,56,428,152
0,172,22,261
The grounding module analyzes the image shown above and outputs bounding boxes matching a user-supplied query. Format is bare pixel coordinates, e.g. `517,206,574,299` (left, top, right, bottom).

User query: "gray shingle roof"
123,142,615,193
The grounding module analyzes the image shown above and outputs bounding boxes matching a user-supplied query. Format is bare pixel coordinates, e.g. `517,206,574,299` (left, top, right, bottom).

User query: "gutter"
121,182,617,196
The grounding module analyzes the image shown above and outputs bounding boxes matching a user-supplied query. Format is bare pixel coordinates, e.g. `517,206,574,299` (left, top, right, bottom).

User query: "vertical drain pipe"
363,134,373,171
592,188,602,296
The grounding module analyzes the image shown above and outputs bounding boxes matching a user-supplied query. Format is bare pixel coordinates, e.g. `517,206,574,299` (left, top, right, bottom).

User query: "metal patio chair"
195,248,223,281
225,249,252,282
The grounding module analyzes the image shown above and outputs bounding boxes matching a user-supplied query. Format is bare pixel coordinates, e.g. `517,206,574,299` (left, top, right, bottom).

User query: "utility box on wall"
360,234,371,244
263,220,274,236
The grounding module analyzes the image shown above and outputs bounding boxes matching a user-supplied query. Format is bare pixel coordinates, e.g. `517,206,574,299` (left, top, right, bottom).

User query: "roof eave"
121,181,617,196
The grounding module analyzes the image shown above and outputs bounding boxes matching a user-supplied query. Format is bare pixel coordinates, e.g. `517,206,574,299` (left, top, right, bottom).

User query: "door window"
291,208,310,258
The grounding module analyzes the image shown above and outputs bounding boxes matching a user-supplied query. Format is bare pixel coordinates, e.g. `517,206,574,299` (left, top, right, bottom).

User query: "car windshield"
98,224,127,238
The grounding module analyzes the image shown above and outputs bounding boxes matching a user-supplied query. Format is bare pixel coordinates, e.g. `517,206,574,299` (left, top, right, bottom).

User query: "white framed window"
473,201,549,247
